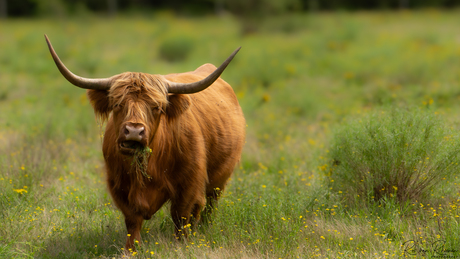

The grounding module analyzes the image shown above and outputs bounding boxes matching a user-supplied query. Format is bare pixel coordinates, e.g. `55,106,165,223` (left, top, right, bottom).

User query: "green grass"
1,9,460,258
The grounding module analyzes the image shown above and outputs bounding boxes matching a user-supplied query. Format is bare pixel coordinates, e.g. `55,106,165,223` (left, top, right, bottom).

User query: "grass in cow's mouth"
130,146,153,181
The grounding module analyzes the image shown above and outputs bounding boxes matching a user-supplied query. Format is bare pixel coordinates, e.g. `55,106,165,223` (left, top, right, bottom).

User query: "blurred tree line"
1,0,460,18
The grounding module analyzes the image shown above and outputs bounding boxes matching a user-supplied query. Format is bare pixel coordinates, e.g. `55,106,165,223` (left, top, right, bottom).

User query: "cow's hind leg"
201,187,223,225
191,203,202,224
170,194,205,240
170,202,193,240
204,151,241,224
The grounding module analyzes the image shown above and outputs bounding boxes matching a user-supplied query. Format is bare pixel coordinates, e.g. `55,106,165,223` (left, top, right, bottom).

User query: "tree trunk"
399,0,409,9
107,0,117,16
215,0,224,15
0,0,7,19
308,0,319,12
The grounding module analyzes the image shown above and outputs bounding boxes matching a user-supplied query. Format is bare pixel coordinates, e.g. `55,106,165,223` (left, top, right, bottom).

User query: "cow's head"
45,35,240,156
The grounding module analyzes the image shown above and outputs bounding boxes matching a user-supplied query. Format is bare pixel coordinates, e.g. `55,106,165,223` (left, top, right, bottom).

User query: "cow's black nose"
124,125,145,142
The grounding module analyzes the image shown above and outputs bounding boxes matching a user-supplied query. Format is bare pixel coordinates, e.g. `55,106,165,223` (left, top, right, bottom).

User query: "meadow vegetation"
1,10,460,258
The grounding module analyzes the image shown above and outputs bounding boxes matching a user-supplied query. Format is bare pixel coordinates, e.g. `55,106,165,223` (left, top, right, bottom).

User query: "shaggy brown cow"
45,35,245,249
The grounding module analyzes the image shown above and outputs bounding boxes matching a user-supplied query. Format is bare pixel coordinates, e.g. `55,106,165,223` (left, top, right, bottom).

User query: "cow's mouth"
119,141,145,155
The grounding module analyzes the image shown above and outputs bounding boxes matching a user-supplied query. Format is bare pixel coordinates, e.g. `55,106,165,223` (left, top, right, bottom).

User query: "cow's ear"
166,94,191,119
87,89,111,120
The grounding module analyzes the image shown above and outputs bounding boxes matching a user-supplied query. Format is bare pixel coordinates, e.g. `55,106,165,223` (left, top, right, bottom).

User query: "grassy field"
1,9,460,258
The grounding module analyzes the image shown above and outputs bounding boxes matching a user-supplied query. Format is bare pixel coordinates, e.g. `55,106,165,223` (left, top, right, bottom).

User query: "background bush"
327,107,460,205
158,36,194,62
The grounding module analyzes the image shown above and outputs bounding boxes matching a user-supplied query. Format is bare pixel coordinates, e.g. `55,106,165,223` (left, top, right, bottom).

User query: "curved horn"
166,47,241,94
45,34,113,91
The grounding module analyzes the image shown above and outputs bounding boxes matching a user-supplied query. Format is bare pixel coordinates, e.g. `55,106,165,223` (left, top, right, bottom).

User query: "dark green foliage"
224,0,301,17
328,107,460,205
6,0,460,18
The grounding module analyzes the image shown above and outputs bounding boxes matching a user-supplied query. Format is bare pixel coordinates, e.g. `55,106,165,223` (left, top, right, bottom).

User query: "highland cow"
45,35,245,249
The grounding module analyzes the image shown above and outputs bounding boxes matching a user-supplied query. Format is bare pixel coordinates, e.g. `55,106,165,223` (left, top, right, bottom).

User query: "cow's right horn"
166,47,241,94
45,35,113,91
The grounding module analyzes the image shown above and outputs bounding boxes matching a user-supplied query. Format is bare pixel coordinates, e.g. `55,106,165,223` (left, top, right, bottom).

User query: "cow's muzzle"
118,123,148,155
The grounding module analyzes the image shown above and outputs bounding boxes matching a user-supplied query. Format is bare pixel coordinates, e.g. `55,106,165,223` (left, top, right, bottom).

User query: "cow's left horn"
45,35,113,91
166,47,241,94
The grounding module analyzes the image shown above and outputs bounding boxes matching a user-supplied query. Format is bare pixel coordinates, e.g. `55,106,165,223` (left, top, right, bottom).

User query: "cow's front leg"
124,214,144,250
